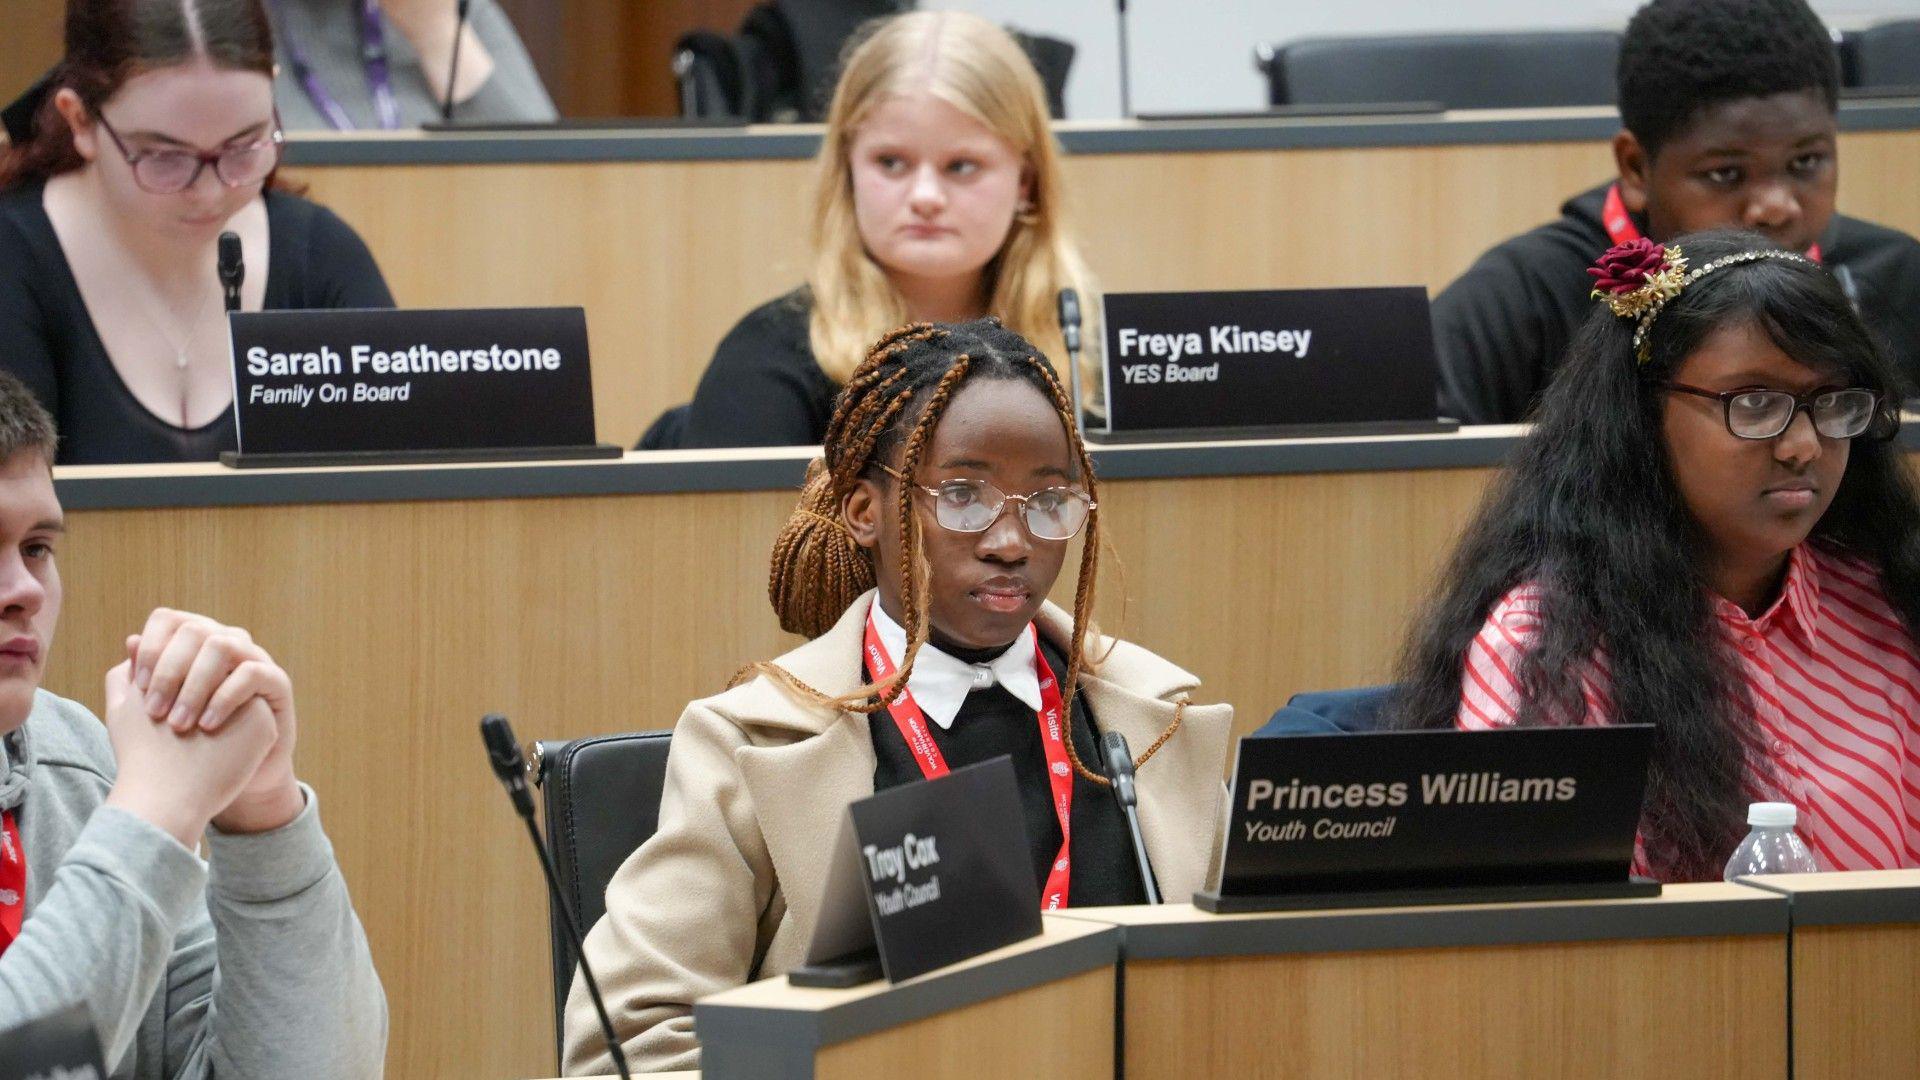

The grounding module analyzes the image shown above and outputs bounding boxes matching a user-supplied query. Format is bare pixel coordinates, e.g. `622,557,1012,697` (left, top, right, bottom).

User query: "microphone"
1100,730,1160,904
217,231,244,314
479,715,632,1080
1114,0,1133,118
1056,288,1086,431
442,0,473,123
1834,264,1862,315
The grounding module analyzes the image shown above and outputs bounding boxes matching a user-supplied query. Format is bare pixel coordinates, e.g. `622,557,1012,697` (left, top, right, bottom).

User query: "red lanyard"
864,612,1075,910
1602,183,1821,262
0,810,22,955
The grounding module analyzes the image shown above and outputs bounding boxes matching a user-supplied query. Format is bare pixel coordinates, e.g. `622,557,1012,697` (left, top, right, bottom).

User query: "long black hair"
1393,228,1920,880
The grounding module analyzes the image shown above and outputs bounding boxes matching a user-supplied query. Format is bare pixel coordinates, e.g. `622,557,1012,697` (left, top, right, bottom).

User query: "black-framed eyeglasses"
1657,382,1880,440
93,110,285,195
880,464,1095,541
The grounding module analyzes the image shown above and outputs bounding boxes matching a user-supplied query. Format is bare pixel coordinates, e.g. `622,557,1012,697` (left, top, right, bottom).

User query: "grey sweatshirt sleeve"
0,807,207,1072
159,784,388,1079
0,786,386,1079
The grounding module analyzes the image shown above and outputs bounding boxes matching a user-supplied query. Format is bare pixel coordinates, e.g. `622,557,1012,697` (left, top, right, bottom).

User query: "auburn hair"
0,0,276,191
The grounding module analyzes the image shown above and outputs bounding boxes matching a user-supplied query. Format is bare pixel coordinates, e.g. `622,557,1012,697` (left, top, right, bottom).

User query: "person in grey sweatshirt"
0,368,386,1077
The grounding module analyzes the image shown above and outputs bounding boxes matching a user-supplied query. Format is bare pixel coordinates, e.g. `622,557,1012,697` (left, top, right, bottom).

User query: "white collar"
869,601,1042,730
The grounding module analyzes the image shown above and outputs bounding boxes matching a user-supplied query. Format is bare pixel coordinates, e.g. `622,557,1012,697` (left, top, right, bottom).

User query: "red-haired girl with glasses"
0,0,394,464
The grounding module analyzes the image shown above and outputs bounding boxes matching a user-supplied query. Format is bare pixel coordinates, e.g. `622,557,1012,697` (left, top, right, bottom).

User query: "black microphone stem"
1057,289,1087,433
1115,0,1133,119
517,808,632,1080
1122,802,1158,904
442,0,472,123
1100,730,1160,904
217,231,243,314
481,716,631,1080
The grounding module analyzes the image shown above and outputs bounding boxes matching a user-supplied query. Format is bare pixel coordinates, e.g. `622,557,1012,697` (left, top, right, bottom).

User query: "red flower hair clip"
1588,239,1812,363
1588,239,1688,317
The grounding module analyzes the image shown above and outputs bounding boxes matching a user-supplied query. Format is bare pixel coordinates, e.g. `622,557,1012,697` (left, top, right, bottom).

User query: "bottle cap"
1748,802,1797,828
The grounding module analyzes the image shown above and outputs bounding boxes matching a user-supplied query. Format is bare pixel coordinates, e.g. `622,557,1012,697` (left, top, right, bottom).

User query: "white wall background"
929,1,1920,119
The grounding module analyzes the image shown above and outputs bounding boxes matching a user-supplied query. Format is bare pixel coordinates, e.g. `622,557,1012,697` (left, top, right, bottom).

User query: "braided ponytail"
770,458,877,638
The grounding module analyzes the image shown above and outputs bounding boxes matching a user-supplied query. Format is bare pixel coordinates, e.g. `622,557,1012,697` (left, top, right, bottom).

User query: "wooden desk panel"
1792,923,1920,1080
290,129,1920,445
813,966,1111,1079
1124,936,1782,1079
1069,889,1787,1080
39,463,1490,1077
1741,869,1920,1080
695,918,1117,1079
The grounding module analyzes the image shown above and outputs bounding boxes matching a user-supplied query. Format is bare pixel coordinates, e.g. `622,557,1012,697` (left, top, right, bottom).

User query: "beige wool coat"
563,592,1233,1074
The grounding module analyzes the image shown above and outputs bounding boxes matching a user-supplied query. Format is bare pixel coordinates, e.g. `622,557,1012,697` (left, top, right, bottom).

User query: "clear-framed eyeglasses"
93,110,286,195
880,464,1095,541
1658,382,1881,440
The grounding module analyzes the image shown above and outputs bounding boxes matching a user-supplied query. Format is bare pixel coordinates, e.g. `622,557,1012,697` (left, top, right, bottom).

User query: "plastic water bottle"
1722,802,1821,881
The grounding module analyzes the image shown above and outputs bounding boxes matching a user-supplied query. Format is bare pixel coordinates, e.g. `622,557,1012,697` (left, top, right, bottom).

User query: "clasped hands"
101,609,303,846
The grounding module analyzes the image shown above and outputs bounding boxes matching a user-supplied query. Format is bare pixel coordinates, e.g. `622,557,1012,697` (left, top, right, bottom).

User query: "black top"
673,289,839,450
1432,181,1920,424
868,634,1149,908
0,182,395,464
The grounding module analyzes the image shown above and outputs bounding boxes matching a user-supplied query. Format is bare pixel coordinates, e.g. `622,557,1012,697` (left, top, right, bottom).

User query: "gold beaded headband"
1588,239,1813,363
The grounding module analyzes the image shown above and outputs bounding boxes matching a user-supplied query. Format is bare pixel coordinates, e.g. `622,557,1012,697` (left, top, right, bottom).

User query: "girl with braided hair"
565,319,1231,1073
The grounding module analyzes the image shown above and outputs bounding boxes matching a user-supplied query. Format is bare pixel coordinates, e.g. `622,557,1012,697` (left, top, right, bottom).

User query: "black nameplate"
795,757,1041,985
0,1004,106,1080
1201,727,1656,910
1097,287,1439,434
227,307,597,456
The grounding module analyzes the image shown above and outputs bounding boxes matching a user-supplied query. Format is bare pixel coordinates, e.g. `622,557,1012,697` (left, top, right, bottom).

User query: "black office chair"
672,0,904,122
674,1,1075,121
1008,27,1075,120
1851,21,1920,91
531,730,674,1069
1257,31,1621,110
1251,684,1400,738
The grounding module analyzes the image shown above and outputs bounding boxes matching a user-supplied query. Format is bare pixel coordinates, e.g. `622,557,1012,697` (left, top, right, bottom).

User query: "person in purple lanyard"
0,0,396,464
266,0,557,130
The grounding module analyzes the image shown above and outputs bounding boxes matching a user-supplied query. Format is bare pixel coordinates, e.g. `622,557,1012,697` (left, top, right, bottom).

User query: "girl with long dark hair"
0,0,394,464
1396,228,1920,882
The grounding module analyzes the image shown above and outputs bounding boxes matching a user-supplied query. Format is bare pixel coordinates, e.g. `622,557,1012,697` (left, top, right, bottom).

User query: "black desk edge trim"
692,924,1118,1052
53,435,1520,511
219,443,623,469
1106,893,1785,959
56,423,1920,512
1192,876,1661,914
280,102,1920,168
1735,877,1920,927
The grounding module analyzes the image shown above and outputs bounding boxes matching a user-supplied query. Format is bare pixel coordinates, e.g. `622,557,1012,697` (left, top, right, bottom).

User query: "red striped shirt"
1458,544,1920,878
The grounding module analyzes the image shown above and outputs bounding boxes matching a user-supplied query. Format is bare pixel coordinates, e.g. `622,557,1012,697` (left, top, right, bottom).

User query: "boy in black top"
1434,0,1920,423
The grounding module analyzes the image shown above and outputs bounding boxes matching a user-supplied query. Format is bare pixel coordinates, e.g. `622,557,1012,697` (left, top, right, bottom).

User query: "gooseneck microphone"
1100,730,1161,904
1834,264,1862,315
442,0,473,123
217,231,244,314
479,715,633,1080
1056,288,1086,431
